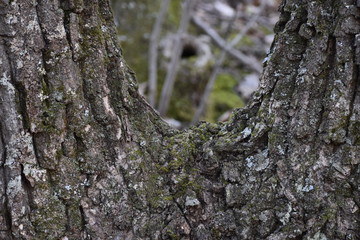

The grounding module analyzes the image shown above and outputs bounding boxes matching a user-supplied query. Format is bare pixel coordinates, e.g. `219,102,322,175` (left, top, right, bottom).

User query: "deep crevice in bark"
79,204,87,232
0,125,5,167
347,50,360,138
316,35,336,139
274,10,291,33
19,164,34,212
64,202,70,233
34,2,50,46
1,155,12,238
1,37,15,240
30,133,42,169
173,199,193,237
13,81,30,131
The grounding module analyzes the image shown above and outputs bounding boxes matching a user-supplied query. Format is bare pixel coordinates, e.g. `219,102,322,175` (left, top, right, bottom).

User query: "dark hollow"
181,44,198,58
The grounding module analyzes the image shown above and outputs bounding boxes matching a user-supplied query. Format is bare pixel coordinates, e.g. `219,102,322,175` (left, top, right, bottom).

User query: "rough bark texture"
0,0,359,239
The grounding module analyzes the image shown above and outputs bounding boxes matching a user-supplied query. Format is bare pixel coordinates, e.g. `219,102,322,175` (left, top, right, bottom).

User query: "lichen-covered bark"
0,0,359,239
0,0,171,239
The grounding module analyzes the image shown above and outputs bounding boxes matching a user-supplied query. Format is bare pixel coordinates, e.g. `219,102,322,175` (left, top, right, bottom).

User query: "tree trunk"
0,0,359,239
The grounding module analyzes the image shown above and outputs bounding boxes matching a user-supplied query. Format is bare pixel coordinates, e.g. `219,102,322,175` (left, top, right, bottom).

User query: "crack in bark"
0,31,19,240
13,81,30,132
0,124,5,168
30,133,42,170
159,206,175,236
0,142,12,238
316,35,336,139
1,169,13,239
346,39,360,138
173,199,193,237
60,1,76,62
19,163,34,215
78,205,87,231
64,202,71,233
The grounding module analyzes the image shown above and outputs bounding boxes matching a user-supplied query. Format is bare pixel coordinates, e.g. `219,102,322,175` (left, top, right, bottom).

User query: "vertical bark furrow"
0,8,44,233
0,146,12,239
60,1,77,63
348,68,360,146
0,38,15,239
315,35,336,140
346,32,360,141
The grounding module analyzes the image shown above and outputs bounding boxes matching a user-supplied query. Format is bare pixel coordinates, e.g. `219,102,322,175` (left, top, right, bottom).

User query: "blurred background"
110,0,280,128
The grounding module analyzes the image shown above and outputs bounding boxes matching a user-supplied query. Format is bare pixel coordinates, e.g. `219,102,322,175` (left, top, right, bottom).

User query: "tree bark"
0,0,359,239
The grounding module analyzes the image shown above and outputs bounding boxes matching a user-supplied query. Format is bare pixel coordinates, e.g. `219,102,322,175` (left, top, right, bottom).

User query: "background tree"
0,0,359,240
112,0,279,125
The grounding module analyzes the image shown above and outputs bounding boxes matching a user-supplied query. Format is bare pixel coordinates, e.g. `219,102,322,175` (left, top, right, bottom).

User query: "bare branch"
157,0,196,116
192,1,266,124
192,15,262,73
148,0,170,107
